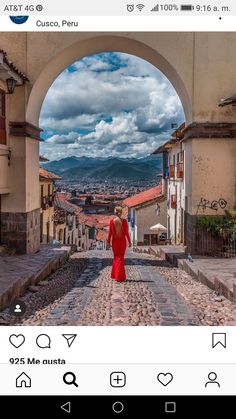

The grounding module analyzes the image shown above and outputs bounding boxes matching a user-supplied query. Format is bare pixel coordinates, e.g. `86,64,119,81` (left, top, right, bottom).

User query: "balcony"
177,162,184,179
48,195,54,207
168,164,175,178
170,194,177,209
41,196,49,210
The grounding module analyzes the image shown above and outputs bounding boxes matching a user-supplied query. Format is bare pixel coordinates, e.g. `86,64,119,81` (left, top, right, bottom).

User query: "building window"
177,151,184,178
48,183,51,196
168,164,175,178
177,162,184,178
0,90,6,145
171,194,177,209
156,203,161,216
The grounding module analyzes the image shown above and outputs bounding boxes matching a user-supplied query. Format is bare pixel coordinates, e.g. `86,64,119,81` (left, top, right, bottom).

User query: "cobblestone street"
2,250,236,326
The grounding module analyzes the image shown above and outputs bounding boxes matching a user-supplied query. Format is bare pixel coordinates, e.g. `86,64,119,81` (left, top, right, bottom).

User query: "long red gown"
108,218,131,282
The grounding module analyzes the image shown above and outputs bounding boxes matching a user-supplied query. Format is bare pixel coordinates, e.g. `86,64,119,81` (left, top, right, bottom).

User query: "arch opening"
26,35,192,127
39,50,185,161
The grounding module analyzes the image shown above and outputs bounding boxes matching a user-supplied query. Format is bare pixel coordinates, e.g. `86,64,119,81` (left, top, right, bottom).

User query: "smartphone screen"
0,0,236,416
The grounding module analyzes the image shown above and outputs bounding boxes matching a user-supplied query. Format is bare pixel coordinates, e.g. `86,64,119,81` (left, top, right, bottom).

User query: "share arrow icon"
62,334,77,348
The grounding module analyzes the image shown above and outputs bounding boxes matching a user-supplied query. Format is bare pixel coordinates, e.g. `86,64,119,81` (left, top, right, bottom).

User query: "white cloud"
41,112,169,159
40,52,184,160
46,131,79,144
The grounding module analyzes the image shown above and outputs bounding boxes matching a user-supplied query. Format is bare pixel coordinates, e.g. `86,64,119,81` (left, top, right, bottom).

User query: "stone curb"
133,246,236,304
0,246,71,311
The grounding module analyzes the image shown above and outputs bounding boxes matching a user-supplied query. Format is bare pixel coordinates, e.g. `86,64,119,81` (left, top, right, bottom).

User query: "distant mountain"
42,155,162,181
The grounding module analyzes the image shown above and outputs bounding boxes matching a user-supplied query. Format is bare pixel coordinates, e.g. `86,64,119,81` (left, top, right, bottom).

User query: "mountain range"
42,156,162,181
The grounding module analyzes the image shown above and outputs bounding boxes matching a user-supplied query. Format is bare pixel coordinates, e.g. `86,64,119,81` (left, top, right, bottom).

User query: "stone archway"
26,35,192,126
1,32,236,254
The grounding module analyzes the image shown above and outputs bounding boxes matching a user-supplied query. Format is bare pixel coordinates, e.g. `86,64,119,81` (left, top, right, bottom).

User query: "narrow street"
2,250,234,327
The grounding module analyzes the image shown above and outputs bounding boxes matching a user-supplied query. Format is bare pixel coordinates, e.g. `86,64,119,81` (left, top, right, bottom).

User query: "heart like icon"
157,372,173,386
9,334,25,348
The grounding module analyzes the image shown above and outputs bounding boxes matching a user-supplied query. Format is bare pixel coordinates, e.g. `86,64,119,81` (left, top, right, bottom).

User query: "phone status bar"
0,1,235,16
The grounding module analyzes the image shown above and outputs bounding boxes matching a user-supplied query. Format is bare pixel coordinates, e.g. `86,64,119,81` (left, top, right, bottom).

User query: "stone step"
0,245,71,311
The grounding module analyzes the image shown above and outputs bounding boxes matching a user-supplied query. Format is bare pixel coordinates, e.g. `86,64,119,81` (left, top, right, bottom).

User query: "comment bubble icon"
36,334,51,349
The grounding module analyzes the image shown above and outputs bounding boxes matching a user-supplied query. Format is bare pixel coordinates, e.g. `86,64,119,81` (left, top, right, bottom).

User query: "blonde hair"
114,206,123,216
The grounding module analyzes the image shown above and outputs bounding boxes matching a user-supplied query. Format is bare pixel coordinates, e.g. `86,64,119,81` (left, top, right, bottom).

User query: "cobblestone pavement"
2,250,236,326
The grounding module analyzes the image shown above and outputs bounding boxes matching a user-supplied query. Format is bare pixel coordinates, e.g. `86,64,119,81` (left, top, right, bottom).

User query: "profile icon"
9,299,26,317
205,372,220,388
14,304,22,313
9,16,29,25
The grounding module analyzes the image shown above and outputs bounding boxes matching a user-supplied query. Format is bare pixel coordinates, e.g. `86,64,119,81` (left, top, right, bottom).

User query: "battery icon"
181,5,194,11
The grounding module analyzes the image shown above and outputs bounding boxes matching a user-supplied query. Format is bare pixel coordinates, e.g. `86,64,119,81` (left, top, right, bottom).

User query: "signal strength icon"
151,5,159,12
136,4,145,12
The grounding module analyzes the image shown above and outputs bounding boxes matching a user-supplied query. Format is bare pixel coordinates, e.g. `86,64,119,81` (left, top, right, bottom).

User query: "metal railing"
195,226,236,258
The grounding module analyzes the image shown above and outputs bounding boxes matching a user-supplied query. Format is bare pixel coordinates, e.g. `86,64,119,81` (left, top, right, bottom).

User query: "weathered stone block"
1,209,40,254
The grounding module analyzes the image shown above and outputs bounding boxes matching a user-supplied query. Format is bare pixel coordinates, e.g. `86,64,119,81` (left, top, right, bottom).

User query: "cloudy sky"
40,52,185,161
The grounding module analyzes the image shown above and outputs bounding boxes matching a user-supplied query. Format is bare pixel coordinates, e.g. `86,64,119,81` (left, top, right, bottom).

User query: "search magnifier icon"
63,372,78,387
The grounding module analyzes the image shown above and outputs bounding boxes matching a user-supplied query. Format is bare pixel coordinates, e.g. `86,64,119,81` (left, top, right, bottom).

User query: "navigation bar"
1,363,236,395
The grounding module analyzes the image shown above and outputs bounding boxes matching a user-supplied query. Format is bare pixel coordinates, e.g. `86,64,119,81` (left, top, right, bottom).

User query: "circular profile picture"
9,16,29,24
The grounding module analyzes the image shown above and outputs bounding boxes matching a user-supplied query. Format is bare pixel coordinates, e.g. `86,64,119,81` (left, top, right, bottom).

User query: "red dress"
108,218,131,282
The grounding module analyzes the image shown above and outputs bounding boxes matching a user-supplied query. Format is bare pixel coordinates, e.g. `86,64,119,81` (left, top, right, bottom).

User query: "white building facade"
123,186,167,246
153,125,185,244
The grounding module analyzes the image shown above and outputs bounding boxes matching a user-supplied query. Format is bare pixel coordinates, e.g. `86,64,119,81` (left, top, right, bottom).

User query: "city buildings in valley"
123,185,167,246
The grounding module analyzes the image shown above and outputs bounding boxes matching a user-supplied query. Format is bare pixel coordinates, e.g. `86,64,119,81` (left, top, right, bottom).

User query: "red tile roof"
56,192,72,202
96,230,108,241
39,167,61,180
76,213,111,228
123,185,162,208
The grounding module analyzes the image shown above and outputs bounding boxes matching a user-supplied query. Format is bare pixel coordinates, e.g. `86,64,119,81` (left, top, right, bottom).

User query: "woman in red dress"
107,206,132,282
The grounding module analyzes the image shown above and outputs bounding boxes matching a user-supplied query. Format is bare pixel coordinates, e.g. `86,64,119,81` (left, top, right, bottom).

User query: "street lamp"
6,77,17,94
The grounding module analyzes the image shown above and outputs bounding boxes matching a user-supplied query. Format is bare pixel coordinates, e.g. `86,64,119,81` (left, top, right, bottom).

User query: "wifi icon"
136,4,145,11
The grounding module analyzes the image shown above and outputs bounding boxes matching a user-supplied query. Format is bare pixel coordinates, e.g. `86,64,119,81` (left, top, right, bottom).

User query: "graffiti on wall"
197,197,227,213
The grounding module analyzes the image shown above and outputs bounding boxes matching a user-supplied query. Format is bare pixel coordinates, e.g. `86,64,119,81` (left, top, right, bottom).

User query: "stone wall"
1,208,40,254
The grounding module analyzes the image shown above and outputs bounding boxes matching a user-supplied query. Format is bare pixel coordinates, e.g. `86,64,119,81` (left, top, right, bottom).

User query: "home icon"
16,372,31,388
